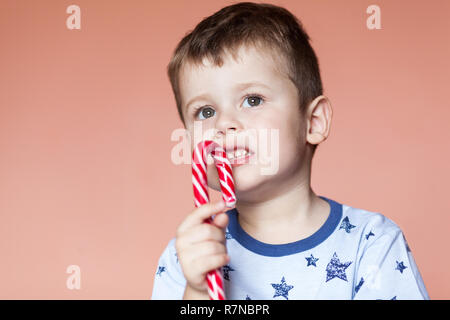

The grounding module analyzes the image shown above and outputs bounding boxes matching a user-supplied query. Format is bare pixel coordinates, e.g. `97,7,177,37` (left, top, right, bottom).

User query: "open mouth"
225,148,254,166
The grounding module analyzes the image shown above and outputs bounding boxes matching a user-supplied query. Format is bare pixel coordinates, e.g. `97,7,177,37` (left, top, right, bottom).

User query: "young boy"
152,2,429,300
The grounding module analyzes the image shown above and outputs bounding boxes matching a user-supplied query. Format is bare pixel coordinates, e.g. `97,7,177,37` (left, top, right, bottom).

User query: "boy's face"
179,45,311,203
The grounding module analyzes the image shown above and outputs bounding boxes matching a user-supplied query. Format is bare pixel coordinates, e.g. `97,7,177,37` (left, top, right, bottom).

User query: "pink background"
1,0,449,299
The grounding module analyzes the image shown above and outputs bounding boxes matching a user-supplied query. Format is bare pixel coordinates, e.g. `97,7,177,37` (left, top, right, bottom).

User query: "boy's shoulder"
342,201,400,230
158,236,178,264
337,198,406,245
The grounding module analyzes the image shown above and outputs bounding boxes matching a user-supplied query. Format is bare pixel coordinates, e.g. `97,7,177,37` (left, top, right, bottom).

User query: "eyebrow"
184,81,271,110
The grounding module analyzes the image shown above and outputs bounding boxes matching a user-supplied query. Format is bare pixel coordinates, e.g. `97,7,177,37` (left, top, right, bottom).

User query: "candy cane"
192,140,236,300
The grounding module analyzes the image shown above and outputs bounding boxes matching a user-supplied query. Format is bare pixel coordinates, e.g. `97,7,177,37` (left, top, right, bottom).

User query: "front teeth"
227,149,249,160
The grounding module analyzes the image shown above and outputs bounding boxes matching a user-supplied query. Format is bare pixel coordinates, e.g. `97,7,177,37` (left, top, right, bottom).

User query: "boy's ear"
306,95,333,146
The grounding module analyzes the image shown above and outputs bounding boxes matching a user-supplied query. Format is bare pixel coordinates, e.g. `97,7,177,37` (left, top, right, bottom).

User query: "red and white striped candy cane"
192,140,236,300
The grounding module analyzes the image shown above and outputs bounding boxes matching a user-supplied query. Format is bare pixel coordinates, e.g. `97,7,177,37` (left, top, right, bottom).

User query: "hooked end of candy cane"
225,201,236,208
224,197,236,208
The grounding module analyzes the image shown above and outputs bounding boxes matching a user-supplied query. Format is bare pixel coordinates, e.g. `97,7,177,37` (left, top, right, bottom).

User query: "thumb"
212,211,229,230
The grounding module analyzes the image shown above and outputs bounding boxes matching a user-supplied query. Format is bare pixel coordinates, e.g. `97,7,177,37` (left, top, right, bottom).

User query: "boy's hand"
175,201,230,297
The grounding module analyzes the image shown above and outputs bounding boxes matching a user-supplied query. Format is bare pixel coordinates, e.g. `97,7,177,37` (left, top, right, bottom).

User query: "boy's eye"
194,95,263,120
197,107,215,120
243,95,263,108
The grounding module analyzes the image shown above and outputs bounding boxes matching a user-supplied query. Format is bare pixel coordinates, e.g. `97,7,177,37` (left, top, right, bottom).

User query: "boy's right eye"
197,107,215,120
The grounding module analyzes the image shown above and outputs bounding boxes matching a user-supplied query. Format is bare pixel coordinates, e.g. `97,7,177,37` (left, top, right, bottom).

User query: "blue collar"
226,195,342,257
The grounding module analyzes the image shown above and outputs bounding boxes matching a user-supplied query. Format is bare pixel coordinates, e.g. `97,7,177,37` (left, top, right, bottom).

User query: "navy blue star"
156,266,165,276
305,254,319,267
326,252,352,282
365,230,375,240
339,216,356,233
245,295,251,300
174,252,178,263
395,261,407,274
222,265,235,281
355,277,364,293
225,231,233,240
271,276,294,300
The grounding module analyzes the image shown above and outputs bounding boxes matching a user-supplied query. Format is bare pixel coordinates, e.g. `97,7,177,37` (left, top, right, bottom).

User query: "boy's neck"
235,180,330,245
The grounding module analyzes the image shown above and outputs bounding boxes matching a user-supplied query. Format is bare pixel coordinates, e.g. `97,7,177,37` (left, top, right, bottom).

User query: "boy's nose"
214,128,237,143
214,112,243,136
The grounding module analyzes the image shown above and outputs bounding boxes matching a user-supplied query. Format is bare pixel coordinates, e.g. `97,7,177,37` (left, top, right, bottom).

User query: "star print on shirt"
355,277,364,293
395,261,407,274
339,216,356,233
156,266,166,277
222,265,235,281
365,230,375,240
174,252,178,263
271,276,294,300
225,231,233,240
245,295,251,300
305,254,319,267
325,252,352,282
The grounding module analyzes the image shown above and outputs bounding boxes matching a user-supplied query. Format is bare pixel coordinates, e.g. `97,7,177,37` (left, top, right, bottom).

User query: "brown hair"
167,2,322,152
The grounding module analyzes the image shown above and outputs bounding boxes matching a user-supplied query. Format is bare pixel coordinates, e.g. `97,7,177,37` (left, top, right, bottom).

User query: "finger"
181,223,226,246
212,212,229,230
185,240,227,260
197,254,230,276
177,201,225,235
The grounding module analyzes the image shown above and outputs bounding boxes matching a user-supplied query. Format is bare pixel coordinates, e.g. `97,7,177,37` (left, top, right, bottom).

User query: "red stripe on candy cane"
191,140,237,300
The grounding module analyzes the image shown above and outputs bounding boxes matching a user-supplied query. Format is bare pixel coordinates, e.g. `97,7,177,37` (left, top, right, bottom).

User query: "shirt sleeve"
352,227,430,300
151,237,187,300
